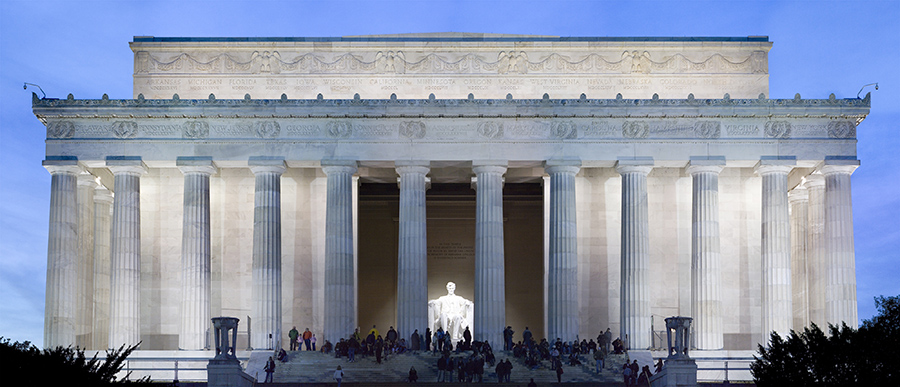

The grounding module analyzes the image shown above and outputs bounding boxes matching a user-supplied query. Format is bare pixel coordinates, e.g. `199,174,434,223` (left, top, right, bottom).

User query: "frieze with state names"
47,117,855,141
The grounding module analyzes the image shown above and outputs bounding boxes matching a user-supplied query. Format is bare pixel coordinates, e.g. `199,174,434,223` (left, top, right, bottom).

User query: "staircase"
269,349,625,385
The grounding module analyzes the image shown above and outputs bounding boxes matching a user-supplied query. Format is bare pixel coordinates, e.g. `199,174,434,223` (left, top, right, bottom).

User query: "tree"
0,338,152,385
751,295,900,386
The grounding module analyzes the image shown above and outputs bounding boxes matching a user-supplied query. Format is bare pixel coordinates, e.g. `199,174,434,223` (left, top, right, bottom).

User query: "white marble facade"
35,34,868,352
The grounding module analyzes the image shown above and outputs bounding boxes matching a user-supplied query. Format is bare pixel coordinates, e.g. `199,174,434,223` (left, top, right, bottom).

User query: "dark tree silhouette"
751,295,899,386
0,338,152,385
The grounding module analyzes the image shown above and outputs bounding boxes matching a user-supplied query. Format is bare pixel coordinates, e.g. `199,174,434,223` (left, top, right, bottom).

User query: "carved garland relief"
134,49,769,75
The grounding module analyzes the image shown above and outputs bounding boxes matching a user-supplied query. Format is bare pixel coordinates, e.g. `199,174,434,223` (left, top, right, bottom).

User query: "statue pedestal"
208,361,255,387
650,359,698,387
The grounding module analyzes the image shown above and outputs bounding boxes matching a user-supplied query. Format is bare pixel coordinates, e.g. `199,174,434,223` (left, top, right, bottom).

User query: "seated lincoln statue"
427,282,474,343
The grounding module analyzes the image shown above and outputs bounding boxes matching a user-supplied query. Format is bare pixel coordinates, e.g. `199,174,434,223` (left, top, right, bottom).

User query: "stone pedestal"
650,316,698,387
43,159,81,348
544,160,580,342
396,161,430,341
323,160,358,343
617,160,653,349
473,162,507,346
755,161,794,339
249,159,285,350
208,317,254,387
108,158,147,348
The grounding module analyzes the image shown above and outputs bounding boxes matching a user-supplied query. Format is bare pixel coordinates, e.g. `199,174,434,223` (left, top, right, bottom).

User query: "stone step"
269,350,624,385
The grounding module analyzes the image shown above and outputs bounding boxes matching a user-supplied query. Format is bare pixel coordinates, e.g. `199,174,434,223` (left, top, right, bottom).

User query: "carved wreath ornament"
47,121,75,139
550,121,578,139
827,120,856,139
694,121,721,139
182,121,209,139
764,121,791,139
326,121,352,138
399,121,426,139
622,121,649,139
111,121,138,139
255,121,281,138
477,122,503,139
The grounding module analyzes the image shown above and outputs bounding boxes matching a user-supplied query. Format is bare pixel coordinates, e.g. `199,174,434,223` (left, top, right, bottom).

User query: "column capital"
106,157,147,176
543,159,581,175
77,172,98,188
395,160,430,176
819,160,859,176
321,159,358,175
789,186,809,203
615,158,653,175
94,185,114,205
43,158,80,175
805,173,825,189
177,157,218,175
249,157,286,175
754,157,795,176
473,160,508,175
686,158,725,176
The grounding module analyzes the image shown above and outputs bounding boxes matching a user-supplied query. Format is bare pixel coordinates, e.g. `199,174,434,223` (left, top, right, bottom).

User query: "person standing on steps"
556,361,564,383
310,333,317,351
264,356,276,383
333,365,344,387
302,327,312,350
288,326,299,351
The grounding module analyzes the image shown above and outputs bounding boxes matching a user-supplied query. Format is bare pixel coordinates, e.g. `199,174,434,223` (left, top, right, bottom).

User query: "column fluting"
396,161,430,342
76,172,97,348
473,162,507,346
250,161,285,349
544,161,580,343
756,163,794,340
178,160,216,350
789,185,810,331
616,162,653,350
323,161,357,343
43,161,80,348
805,174,826,327
821,163,859,328
688,163,724,350
91,186,113,350
108,160,146,348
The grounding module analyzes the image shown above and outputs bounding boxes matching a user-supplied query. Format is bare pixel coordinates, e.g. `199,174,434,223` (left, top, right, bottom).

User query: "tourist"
556,361,564,383
523,326,533,349
387,326,399,345
527,378,537,387
264,356,276,383
310,334,317,351
594,345,605,372
655,358,664,374
437,354,447,382
347,336,358,362
408,366,418,383
333,365,344,387
638,365,652,386
623,363,634,386
302,328,312,350
288,326,299,351
366,331,376,355
446,356,455,383
369,324,380,339
411,329,421,352
276,348,287,362
504,359,513,382
495,359,505,382
375,335,384,363
463,326,472,349
425,328,432,351
503,326,515,350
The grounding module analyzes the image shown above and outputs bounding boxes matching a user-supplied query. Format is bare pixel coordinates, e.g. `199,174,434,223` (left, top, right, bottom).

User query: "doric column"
107,157,147,348
76,172,97,348
616,159,653,349
687,160,725,350
249,158,285,350
322,160,357,343
821,160,860,328
178,158,217,350
544,160,580,342
395,161,430,342
43,159,80,348
805,173,826,327
91,185,113,350
473,161,507,346
755,161,794,340
789,185,810,331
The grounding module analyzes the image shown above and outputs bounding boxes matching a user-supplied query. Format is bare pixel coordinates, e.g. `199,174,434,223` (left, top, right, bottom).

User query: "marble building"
35,34,868,353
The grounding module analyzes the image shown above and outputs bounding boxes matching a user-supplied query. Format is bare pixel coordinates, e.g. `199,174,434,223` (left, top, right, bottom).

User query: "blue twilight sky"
1,0,898,347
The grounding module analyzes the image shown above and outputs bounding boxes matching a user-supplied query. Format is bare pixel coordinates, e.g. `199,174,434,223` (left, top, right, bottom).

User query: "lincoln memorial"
34,34,868,355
